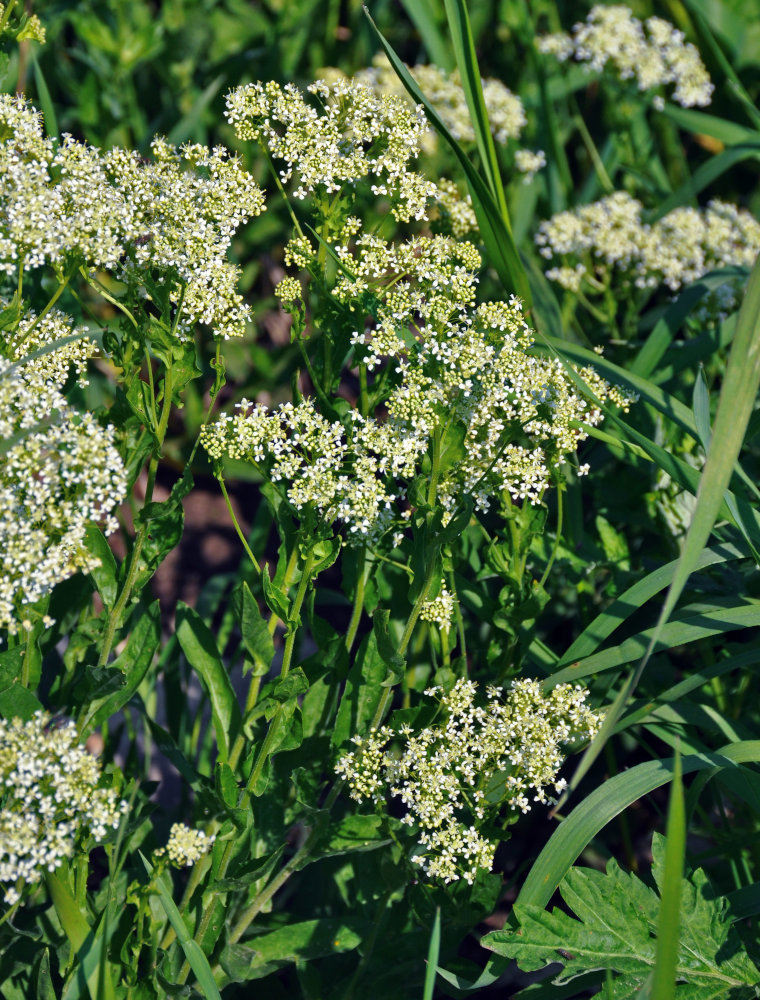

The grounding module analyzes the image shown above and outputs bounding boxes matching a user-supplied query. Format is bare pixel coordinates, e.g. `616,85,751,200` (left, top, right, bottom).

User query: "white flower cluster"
0,712,127,906
338,233,634,512
537,5,713,109
354,55,527,145
5,302,97,386
206,227,633,539
201,400,407,544
419,587,456,630
225,76,485,229
0,360,126,633
225,77,436,222
0,95,265,339
336,678,601,884
155,823,215,868
536,191,760,318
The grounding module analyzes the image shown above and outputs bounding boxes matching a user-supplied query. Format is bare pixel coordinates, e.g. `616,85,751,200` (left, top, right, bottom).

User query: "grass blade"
139,852,222,1000
649,748,685,1000
401,0,453,71
441,0,509,221
554,542,744,668
555,255,760,802
363,6,532,306
422,907,441,1000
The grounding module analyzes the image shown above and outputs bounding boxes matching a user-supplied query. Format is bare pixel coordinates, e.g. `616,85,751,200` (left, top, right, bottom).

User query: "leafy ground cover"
3,1,760,997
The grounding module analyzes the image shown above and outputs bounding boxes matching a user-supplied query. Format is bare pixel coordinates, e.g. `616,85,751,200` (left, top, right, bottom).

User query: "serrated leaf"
485,847,759,995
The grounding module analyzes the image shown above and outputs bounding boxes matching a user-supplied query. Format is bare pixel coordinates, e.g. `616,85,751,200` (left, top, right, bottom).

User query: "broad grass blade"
422,907,441,1000
139,852,223,1000
557,255,760,803
649,748,685,1000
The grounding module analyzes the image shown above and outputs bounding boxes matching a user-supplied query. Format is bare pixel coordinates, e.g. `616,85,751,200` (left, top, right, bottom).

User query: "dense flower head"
419,587,456,630
0,95,265,340
201,400,411,544
206,226,633,540
0,362,127,633
155,823,215,868
536,191,760,319
0,712,127,906
3,302,97,386
336,678,601,884
537,6,713,109
225,77,436,221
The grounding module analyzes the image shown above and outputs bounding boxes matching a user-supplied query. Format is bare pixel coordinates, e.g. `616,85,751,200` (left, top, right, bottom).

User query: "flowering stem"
0,0,17,32
538,482,564,590
97,360,174,670
9,266,75,353
216,473,261,575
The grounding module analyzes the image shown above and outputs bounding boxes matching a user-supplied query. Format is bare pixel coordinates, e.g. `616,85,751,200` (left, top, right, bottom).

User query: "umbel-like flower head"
537,5,713,109
0,94,265,340
155,823,215,869
336,678,601,885
0,713,127,906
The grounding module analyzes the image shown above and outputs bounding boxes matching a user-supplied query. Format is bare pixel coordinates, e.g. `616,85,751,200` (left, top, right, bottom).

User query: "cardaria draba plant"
336,679,601,884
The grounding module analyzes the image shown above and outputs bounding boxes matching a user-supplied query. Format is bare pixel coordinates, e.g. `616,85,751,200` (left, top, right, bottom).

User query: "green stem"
9,267,74,353
226,782,343,948
345,549,367,652
279,547,316,681
0,0,17,32
216,473,260,575
97,359,174,670
538,481,564,590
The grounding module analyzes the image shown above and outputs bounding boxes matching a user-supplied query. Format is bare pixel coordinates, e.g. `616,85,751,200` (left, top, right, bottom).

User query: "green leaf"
441,744,760,992
176,602,242,762
273,666,309,701
232,581,275,678
373,609,406,687
215,762,239,810
333,628,388,747
261,568,291,622
83,525,118,610
556,256,760,799
219,919,365,982
423,908,441,1000
138,853,222,1000
81,601,160,733
46,872,116,1000
484,839,759,997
